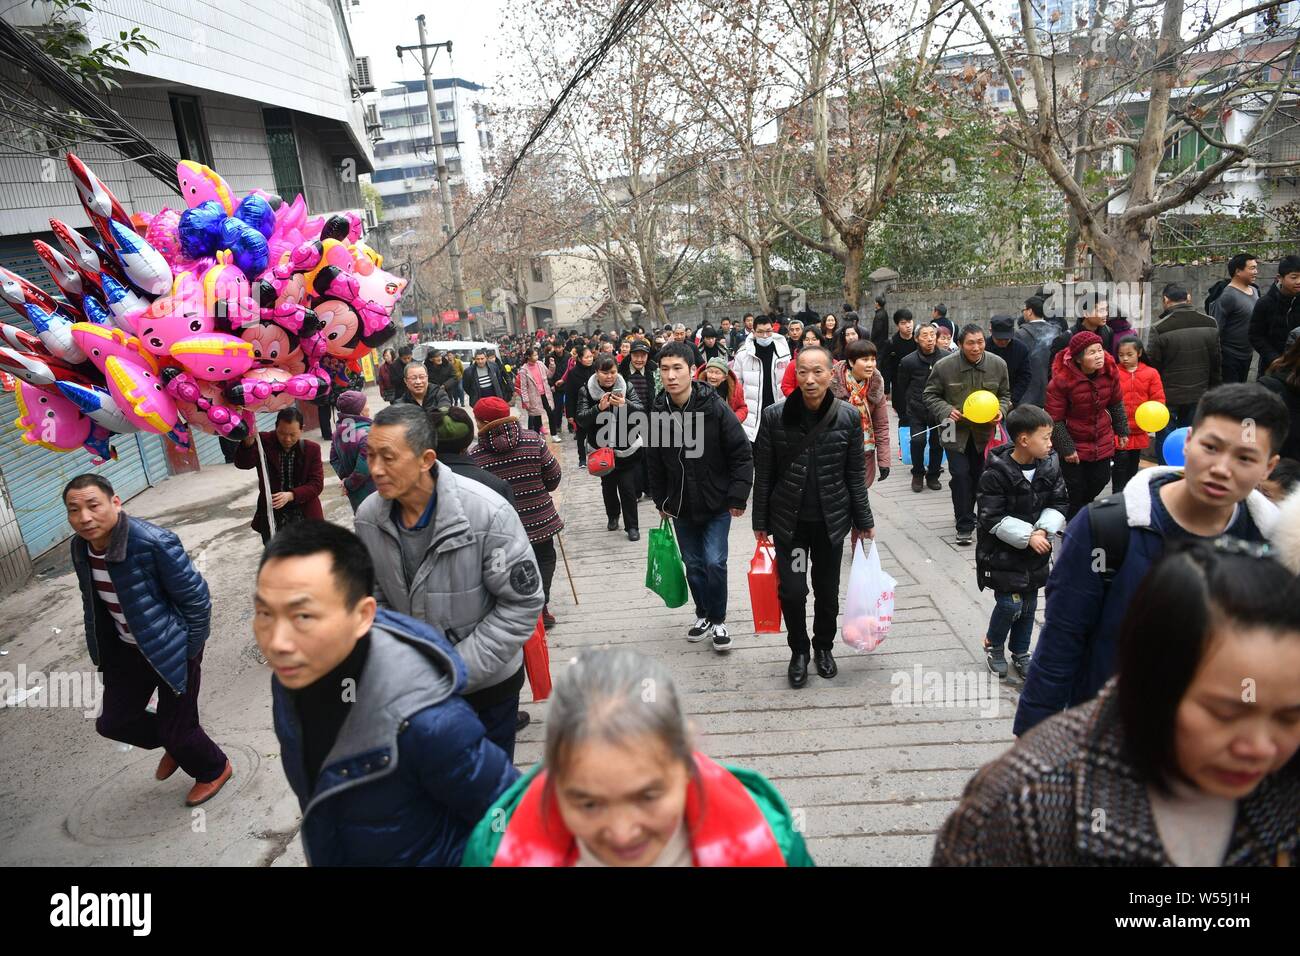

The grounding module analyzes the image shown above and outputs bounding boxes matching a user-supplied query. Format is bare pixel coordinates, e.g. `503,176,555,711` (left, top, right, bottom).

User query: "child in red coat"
1113,334,1165,492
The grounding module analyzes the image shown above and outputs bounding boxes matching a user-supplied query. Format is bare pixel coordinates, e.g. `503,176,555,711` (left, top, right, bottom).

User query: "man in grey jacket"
923,325,1013,545
1211,253,1259,384
353,404,543,761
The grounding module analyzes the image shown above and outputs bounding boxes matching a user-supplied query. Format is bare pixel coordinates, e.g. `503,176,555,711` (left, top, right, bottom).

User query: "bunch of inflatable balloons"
0,153,404,463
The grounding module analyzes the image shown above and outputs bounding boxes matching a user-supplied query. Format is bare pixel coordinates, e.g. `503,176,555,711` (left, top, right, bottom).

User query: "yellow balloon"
1134,400,1170,433
963,389,1000,424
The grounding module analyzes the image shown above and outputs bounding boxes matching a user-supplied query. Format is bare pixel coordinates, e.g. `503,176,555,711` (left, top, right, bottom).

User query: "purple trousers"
95,637,228,783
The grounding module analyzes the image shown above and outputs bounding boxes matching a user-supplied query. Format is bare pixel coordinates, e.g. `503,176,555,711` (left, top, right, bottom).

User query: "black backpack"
1088,492,1130,585
1204,278,1230,315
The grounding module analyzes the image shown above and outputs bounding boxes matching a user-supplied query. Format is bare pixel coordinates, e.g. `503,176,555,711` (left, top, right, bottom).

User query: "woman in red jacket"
696,357,747,423
1112,334,1165,493
1045,330,1130,518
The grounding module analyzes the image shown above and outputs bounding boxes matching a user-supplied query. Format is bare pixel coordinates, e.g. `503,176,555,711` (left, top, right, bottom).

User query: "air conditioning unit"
355,56,375,93
402,178,416,190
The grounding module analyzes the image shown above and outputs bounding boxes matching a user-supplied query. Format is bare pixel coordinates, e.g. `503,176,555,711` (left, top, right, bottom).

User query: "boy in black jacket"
975,404,1069,680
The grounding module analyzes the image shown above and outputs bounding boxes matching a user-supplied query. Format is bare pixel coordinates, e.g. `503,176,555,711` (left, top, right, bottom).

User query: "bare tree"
961,0,1300,284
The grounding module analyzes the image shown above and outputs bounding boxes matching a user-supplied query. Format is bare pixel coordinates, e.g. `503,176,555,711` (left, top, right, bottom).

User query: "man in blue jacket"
1013,384,1287,736
66,474,231,806
256,520,517,866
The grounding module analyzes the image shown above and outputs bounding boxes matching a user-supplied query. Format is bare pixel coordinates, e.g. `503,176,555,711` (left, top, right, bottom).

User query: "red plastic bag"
587,447,615,476
983,421,1009,462
748,535,782,633
523,613,552,702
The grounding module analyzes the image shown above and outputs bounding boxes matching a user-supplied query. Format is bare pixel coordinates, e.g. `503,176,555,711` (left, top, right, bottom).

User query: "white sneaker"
687,618,712,642
711,623,732,653
549,435,561,443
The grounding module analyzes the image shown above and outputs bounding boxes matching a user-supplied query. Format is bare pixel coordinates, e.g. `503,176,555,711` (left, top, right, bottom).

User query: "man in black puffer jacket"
894,322,945,492
648,342,753,652
753,345,875,689
1249,255,1300,373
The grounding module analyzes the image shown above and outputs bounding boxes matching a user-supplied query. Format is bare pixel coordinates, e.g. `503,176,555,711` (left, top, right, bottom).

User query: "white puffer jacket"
731,333,792,440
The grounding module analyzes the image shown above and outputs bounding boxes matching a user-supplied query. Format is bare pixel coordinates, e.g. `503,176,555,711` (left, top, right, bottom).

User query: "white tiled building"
366,78,493,222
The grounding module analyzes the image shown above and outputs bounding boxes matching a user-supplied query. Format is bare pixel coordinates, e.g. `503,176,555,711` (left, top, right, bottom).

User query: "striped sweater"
471,419,564,542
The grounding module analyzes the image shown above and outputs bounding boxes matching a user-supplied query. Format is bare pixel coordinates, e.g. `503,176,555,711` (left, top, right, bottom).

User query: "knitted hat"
1068,330,1103,358
705,356,729,375
473,396,512,426
436,407,474,452
336,390,366,415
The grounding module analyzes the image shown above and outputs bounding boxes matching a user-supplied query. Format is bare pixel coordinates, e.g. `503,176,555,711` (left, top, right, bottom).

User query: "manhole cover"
65,741,260,846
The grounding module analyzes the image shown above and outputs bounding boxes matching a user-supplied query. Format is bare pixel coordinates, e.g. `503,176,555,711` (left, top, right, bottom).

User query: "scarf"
843,370,876,452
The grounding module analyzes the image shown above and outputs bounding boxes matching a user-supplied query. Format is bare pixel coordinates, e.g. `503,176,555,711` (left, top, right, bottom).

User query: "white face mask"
754,332,772,343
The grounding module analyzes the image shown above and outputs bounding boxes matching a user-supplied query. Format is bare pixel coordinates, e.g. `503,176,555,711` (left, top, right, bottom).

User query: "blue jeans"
475,694,520,764
986,589,1037,655
673,511,732,622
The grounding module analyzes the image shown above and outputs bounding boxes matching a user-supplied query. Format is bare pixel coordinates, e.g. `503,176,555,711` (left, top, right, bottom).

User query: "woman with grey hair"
461,648,812,867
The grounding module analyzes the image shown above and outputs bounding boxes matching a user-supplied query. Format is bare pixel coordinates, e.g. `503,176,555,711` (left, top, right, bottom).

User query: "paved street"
0,395,1023,866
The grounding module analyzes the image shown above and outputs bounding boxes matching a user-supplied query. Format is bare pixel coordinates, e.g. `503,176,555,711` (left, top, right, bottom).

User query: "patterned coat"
471,418,564,542
933,680,1300,866
830,360,891,488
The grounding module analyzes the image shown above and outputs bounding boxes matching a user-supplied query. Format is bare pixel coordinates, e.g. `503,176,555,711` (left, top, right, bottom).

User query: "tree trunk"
748,241,772,314
841,242,864,310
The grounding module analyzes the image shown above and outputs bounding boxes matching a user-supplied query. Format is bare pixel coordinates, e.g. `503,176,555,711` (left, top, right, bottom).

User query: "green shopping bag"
645,517,689,608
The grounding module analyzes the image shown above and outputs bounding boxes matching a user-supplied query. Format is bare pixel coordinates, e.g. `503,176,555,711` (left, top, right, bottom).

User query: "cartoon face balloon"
14,381,91,452
170,334,255,381
314,299,363,358
71,323,158,374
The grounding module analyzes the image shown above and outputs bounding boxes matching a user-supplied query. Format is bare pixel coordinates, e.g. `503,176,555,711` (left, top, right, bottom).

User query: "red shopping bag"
748,535,782,633
523,613,552,702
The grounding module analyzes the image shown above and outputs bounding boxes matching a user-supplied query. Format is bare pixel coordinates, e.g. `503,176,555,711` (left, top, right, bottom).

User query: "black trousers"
574,425,590,465
1062,457,1112,518
317,402,334,440
1111,449,1141,493
532,536,557,605
910,422,944,477
527,414,544,434
947,436,986,534
774,521,845,655
601,455,641,530
1222,353,1251,384
547,399,564,436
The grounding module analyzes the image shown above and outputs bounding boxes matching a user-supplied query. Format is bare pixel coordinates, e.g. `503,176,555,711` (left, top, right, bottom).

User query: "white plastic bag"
841,540,896,652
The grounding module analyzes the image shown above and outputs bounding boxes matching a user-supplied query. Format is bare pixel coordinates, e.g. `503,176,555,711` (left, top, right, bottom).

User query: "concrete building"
367,78,492,223
508,251,611,332
0,0,374,590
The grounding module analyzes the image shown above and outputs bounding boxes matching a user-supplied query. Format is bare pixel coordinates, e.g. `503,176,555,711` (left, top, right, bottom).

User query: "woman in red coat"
1045,330,1130,518
1112,334,1165,493
696,357,748,423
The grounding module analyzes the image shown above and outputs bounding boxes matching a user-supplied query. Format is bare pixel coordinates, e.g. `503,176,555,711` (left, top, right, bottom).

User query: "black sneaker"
1011,652,1032,681
926,476,942,491
710,623,732,653
687,618,712,642
956,529,973,545
607,518,619,531
515,711,531,732
986,643,1008,678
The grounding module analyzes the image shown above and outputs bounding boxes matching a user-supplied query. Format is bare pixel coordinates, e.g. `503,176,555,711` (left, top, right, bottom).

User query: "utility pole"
397,16,470,339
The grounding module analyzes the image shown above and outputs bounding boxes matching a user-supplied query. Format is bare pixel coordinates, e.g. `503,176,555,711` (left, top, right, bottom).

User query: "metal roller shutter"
136,432,172,484
194,430,227,467
0,390,151,558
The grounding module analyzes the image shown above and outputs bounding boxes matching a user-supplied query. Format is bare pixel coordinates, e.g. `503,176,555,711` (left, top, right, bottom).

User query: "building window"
263,108,304,202
170,94,213,166
531,259,544,283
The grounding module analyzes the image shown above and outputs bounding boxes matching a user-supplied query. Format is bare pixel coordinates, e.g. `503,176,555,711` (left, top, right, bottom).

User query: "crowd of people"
58,250,1300,867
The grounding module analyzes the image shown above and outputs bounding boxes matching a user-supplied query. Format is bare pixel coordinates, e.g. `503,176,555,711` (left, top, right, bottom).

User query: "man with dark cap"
1016,295,1059,408
986,315,1031,407
619,340,658,497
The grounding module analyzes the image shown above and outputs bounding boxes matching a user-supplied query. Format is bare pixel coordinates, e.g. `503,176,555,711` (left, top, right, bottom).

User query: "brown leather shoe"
155,752,179,781
911,474,923,493
185,760,233,807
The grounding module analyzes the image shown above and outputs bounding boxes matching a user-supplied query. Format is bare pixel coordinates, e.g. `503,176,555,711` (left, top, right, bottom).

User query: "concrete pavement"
0,398,1024,866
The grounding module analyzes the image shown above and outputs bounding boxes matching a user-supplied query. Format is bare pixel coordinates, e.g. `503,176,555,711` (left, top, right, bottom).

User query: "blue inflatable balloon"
179,200,226,258
1162,426,1190,467
235,194,276,239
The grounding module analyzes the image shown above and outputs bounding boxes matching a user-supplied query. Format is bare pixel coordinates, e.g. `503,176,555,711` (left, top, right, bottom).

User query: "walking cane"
556,532,579,604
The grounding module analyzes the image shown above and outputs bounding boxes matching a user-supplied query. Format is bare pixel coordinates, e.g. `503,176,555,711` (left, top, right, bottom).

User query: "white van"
414,340,499,363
